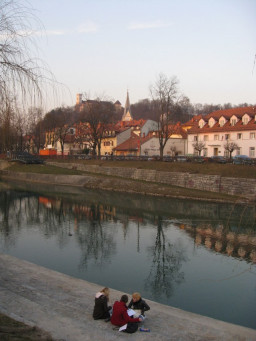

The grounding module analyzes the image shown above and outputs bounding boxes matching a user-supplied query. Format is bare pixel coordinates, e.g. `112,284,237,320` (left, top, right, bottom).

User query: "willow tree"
0,0,46,105
0,0,55,152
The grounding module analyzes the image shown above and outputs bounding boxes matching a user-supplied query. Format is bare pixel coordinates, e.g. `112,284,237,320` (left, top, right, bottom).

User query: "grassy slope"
4,159,254,203
7,159,256,179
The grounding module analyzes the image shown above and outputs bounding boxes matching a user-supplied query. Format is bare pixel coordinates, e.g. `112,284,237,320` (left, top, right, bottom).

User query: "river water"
0,181,255,329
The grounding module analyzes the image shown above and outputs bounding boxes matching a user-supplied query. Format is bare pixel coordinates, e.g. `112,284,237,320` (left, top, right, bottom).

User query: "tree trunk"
159,145,164,160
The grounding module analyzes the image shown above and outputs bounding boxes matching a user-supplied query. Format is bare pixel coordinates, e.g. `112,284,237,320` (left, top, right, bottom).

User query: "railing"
6,152,256,165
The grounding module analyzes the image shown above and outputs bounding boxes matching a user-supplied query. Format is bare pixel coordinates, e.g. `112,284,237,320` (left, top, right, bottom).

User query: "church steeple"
122,91,133,121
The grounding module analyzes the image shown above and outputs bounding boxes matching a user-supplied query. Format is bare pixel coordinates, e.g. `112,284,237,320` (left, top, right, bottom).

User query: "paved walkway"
0,253,255,341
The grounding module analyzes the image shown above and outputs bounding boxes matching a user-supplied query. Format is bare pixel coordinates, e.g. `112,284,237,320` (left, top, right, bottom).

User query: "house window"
225,134,230,140
204,135,208,141
250,132,255,139
249,147,255,157
214,135,219,141
243,117,248,125
199,120,205,128
237,133,242,140
231,119,236,126
220,120,224,127
203,148,208,156
209,119,215,128
194,136,198,141
236,148,241,156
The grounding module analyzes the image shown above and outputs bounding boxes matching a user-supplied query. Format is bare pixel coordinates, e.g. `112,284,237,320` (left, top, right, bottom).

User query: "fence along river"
0,181,255,330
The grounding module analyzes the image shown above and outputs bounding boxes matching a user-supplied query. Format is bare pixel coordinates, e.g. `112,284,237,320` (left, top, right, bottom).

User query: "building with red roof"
187,106,256,157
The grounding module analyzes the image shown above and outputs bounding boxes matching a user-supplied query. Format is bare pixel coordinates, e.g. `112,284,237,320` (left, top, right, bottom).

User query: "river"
0,180,255,329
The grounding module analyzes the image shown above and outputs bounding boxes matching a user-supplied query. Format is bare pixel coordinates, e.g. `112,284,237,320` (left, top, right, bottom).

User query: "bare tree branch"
150,73,179,160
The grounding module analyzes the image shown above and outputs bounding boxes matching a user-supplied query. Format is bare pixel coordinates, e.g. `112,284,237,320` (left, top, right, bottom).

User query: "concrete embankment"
0,253,255,341
46,161,256,201
0,168,249,204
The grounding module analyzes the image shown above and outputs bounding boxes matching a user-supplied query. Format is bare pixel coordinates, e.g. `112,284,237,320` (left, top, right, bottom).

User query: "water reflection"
76,204,116,268
180,222,256,263
0,182,256,329
145,217,187,299
1,186,256,264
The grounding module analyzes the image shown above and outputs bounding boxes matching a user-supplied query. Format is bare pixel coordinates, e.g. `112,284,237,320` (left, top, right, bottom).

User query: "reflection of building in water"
179,223,256,264
38,196,151,233
39,197,116,222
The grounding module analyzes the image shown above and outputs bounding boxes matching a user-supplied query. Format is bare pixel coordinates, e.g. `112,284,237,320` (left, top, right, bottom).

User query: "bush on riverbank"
0,313,54,340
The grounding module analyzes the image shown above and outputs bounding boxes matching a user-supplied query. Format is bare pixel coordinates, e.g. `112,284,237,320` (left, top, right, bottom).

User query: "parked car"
192,156,208,163
163,156,173,162
174,155,189,162
210,156,228,164
233,155,253,165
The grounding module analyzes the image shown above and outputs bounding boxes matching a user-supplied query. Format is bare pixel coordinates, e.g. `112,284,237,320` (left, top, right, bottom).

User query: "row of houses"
42,93,256,158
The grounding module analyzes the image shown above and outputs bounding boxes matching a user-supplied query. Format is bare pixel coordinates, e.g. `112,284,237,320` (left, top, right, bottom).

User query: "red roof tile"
114,133,140,151
188,106,256,134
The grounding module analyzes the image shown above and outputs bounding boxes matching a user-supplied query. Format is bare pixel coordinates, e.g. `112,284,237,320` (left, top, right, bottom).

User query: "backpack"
123,322,138,333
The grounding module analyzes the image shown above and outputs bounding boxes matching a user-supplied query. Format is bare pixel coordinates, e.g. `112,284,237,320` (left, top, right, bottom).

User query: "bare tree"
0,0,55,108
170,145,177,157
27,107,44,152
79,94,115,158
0,103,15,153
224,141,239,158
150,73,179,160
42,107,76,156
192,140,205,156
0,0,59,155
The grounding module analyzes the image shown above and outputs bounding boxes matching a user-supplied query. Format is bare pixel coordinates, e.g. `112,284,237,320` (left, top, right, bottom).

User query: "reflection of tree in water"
0,193,116,262
76,204,116,269
0,191,19,248
145,217,187,299
0,192,76,248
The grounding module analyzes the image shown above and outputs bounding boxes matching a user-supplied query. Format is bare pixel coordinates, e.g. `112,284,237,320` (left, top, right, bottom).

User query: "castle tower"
122,91,133,121
76,93,82,105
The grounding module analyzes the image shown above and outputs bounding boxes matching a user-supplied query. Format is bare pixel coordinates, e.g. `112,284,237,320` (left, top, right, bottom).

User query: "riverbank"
0,160,253,203
0,253,255,341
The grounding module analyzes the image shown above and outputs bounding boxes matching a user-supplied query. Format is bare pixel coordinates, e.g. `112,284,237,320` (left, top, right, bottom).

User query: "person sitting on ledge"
111,294,142,327
92,287,112,321
128,292,150,317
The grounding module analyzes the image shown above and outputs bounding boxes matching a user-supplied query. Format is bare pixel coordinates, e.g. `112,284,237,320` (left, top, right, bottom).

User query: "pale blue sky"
32,0,256,109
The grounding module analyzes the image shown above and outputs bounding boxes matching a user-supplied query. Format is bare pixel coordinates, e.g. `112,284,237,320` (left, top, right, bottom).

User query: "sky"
31,0,256,110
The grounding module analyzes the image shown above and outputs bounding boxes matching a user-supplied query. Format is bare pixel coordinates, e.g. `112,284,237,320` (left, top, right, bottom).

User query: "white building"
141,124,188,156
187,106,256,158
141,136,187,156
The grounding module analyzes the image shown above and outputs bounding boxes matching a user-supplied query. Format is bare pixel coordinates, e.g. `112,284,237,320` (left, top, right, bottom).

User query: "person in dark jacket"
128,292,150,316
93,287,112,320
111,294,142,327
